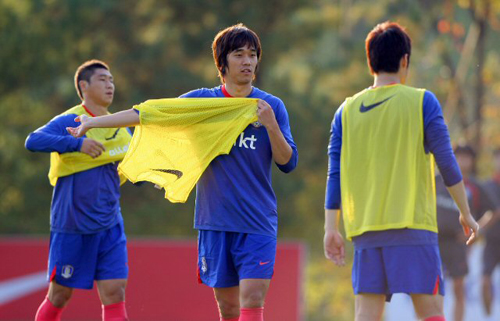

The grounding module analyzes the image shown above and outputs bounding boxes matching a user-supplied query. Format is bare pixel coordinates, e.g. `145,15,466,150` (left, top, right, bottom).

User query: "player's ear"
400,54,409,69
79,80,89,93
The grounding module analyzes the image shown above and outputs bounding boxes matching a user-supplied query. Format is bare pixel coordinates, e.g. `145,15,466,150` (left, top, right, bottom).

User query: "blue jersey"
25,112,126,234
180,86,298,237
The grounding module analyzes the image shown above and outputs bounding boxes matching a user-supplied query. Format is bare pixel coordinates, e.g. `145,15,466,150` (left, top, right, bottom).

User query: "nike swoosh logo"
359,95,395,113
105,128,120,140
0,271,47,305
259,261,271,266
152,169,183,180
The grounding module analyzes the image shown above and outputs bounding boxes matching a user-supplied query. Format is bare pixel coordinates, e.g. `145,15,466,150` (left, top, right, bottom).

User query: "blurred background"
1,0,500,320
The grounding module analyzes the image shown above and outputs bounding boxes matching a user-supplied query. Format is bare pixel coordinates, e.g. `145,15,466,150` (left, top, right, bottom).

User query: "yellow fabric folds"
340,84,437,239
49,105,132,186
118,98,259,203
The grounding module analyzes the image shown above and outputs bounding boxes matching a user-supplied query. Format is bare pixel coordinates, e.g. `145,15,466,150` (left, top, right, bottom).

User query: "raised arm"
67,108,140,138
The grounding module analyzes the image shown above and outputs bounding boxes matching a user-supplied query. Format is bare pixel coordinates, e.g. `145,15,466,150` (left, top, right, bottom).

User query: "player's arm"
324,104,345,266
67,109,140,138
257,99,298,171
26,114,105,158
423,91,479,244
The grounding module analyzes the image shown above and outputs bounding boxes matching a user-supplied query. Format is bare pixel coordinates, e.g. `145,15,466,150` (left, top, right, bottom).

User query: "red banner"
0,238,305,321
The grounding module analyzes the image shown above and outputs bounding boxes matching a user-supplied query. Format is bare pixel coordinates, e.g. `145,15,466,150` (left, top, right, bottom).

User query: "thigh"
355,293,386,321
383,244,444,297
95,222,128,281
48,231,99,289
231,233,276,281
352,248,388,297
198,230,239,287
410,293,444,320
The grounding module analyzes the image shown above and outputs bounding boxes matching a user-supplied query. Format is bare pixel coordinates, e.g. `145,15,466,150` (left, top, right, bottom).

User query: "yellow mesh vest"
118,98,258,203
48,105,131,186
340,84,436,239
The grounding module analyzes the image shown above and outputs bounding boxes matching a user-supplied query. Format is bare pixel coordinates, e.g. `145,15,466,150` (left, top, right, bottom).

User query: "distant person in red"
436,145,497,321
480,148,500,317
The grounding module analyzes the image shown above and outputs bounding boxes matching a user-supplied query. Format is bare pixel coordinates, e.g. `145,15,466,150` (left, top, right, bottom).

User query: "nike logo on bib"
152,168,183,179
359,95,395,113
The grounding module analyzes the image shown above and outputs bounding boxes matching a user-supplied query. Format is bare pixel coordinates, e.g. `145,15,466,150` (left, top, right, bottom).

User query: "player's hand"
324,230,345,266
256,100,278,129
66,114,92,138
80,138,105,158
459,213,479,245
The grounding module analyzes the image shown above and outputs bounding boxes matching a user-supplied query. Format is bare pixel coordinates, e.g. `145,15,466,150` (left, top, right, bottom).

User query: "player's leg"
410,294,444,320
451,277,465,321
198,230,240,320
354,294,386,321
351,247,387,321
95,221,129,321
481,239,499,316
482,275,493,315
35,281,73,321
233,233,276,321
36,231,96,320
383,244,445,320
213,286,240,320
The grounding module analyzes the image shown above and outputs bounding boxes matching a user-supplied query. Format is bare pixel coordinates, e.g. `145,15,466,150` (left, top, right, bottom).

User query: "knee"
101,284,126,304
240,290,266,308
216,298,240,319
49,289,73,308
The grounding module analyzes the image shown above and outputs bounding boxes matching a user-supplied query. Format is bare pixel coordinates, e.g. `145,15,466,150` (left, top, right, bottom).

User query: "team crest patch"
61,265,74,279
252,121,262,128
201,257,208,274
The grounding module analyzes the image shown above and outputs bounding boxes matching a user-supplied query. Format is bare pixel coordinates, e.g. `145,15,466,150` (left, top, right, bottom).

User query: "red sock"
220,317,239,321
35,297,63,321
424,316,445,321
102,301,129,321
239,307,264,321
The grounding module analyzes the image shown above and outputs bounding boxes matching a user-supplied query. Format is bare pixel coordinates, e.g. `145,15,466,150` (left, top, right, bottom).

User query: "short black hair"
365,21,412,74
454,144,476,159
212,23,262,83
74,59,110,100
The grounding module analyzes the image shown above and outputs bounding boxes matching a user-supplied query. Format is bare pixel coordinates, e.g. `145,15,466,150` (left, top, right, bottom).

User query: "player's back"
340,84,436,238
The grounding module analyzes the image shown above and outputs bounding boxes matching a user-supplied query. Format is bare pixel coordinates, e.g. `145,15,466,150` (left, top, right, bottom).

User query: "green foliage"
2,0,500,319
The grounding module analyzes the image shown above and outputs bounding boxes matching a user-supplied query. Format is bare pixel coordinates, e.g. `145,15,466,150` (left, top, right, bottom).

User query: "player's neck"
372,73,402,88
81,99,109,116
223,82,252,97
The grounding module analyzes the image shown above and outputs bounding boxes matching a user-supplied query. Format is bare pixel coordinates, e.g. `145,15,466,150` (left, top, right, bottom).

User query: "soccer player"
324,21,478,321
480,148,500,317
436,145,497,321
66,24,298,321
25,60,131,321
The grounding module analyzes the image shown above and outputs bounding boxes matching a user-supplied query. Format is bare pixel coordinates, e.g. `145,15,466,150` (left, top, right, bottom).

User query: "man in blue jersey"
26,60,130,321
66,24,298,321
324,21,478,321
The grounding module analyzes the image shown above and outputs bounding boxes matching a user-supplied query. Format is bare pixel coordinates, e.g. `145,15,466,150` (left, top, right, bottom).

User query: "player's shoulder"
49,105,84,125
251,87,285,108
180,87,221,98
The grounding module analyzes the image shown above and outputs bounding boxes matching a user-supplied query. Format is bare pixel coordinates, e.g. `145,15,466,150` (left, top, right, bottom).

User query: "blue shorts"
352,244,444,301
197,230,276,288
48,221,128,289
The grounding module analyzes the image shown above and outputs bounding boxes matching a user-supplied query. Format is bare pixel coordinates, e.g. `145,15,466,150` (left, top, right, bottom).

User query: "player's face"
224,44,258,86
456,153,474,175
82,68,115,107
